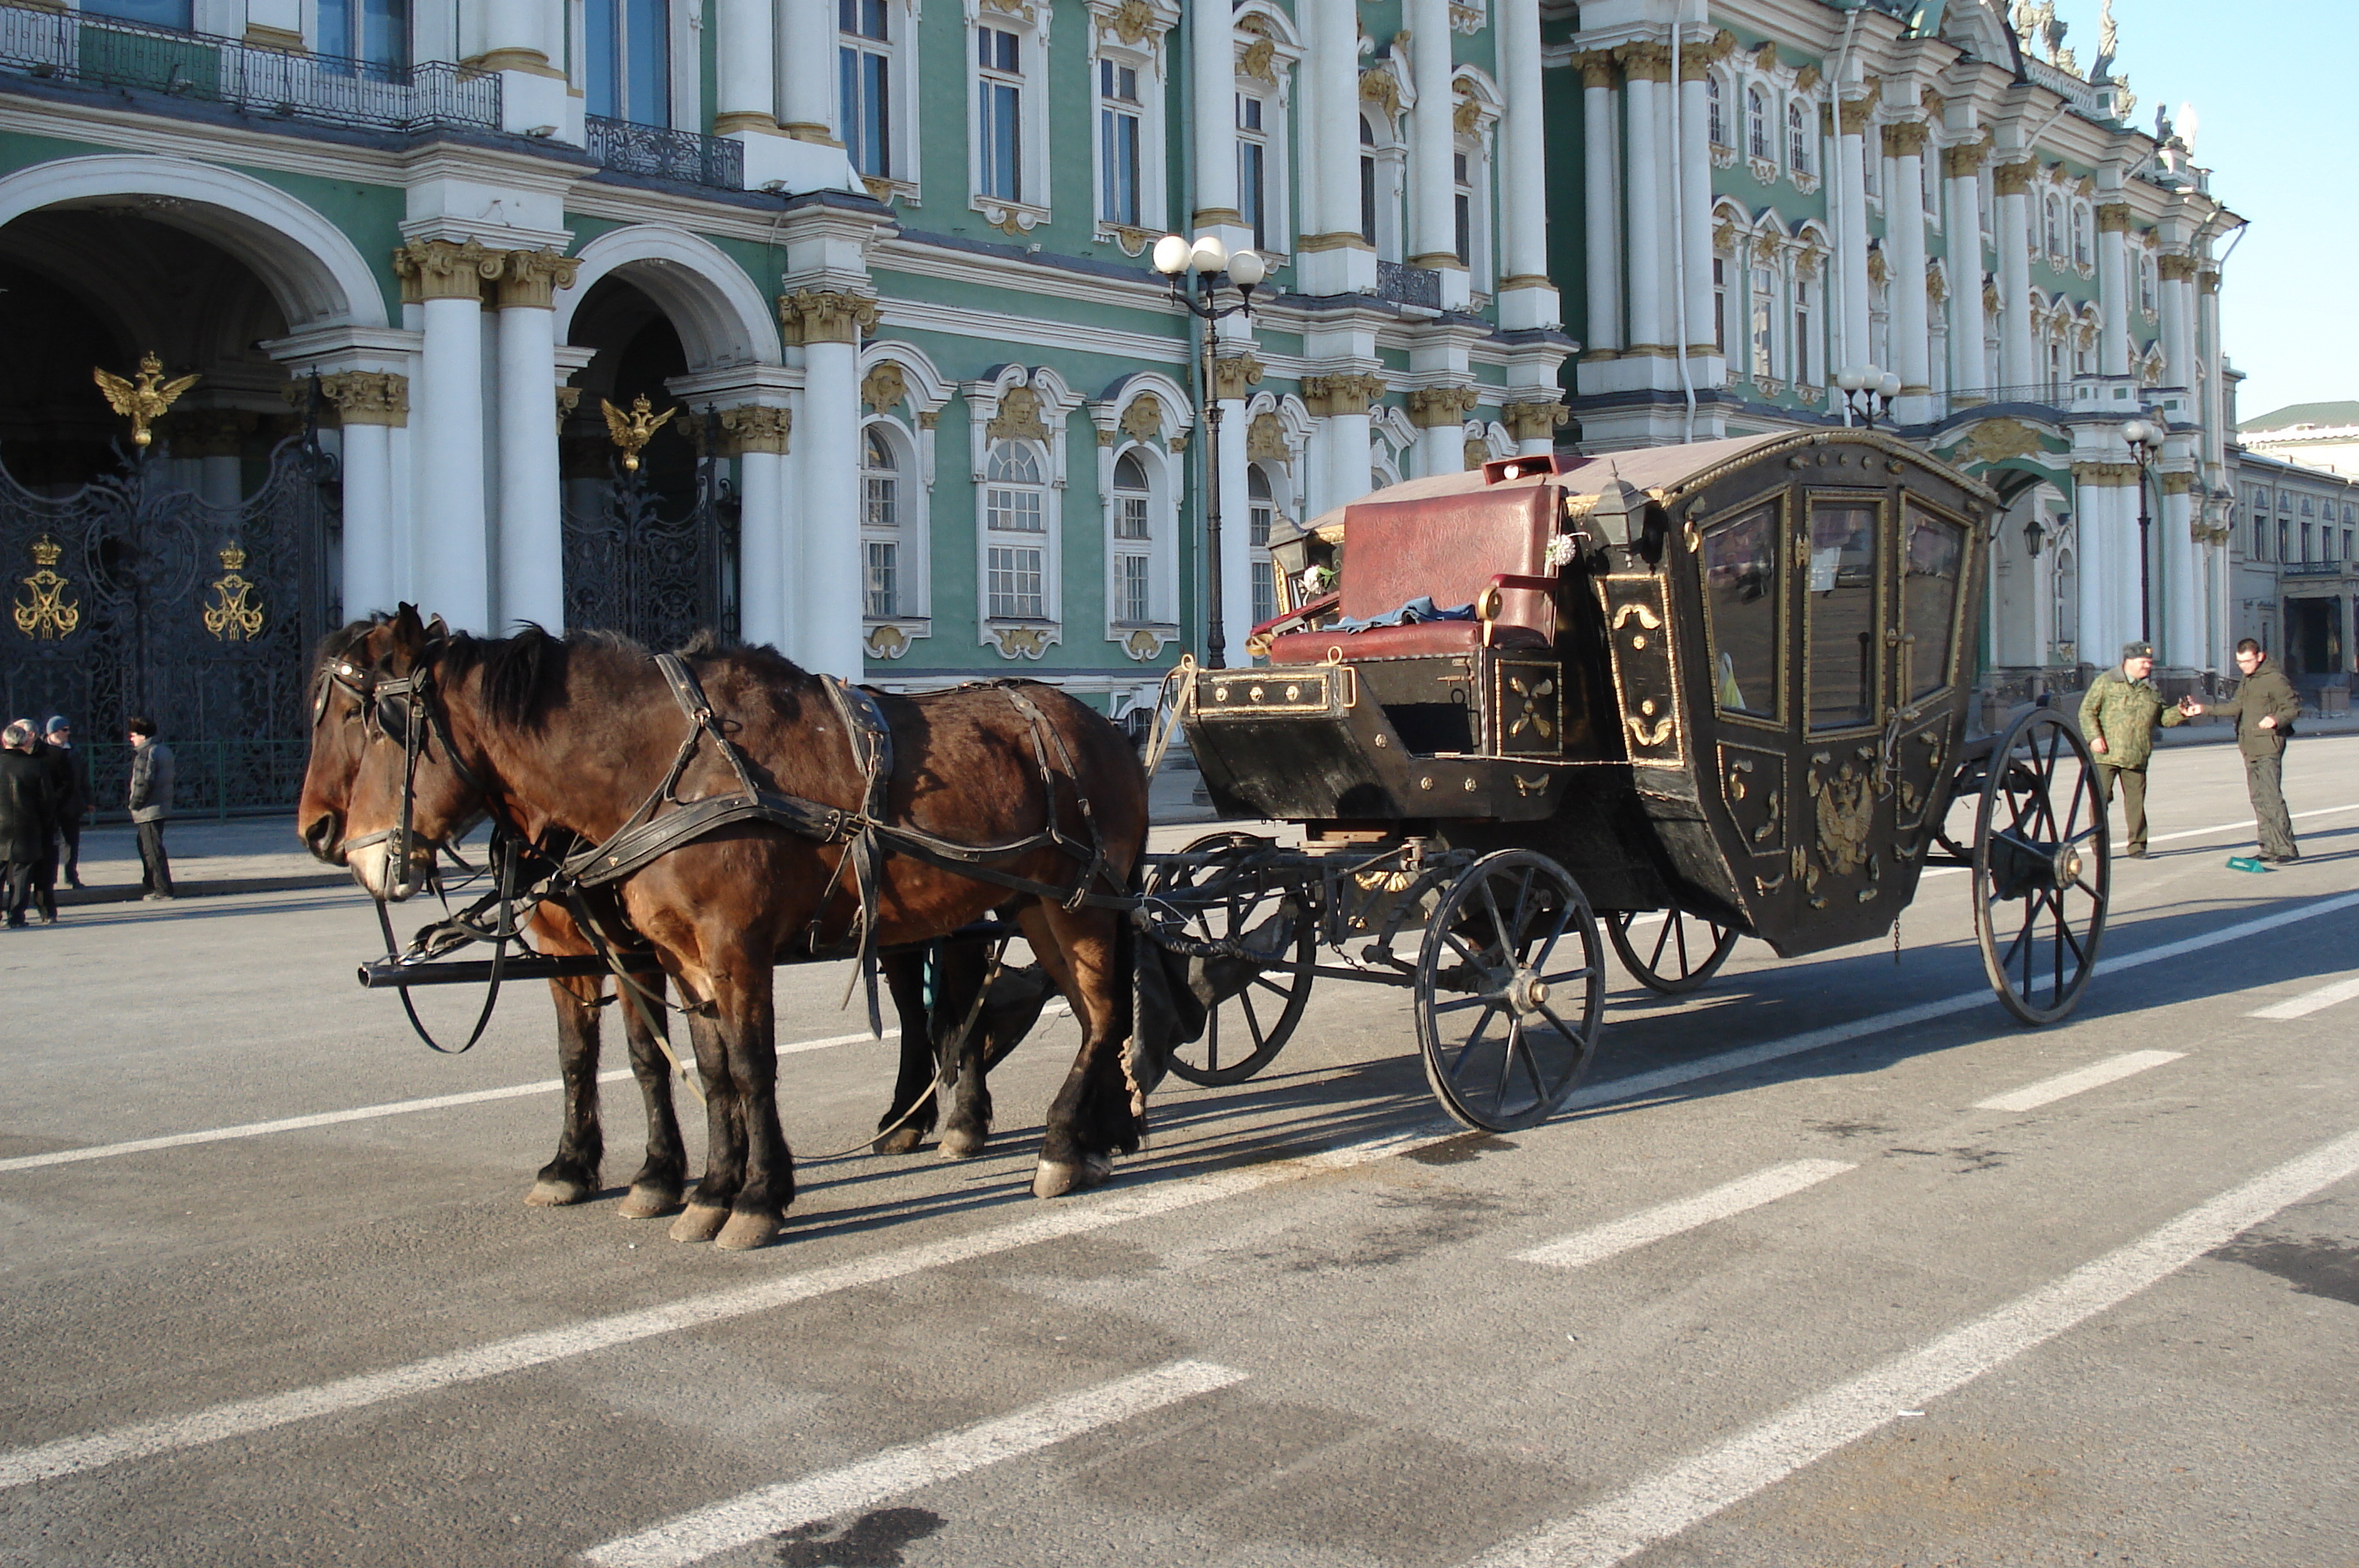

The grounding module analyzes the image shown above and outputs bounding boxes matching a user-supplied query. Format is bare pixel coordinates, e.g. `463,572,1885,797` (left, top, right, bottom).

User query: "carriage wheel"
1972,709,2109,1025
1606,909,1739,994
1415,849,1606,1132
1143,831,1317,1086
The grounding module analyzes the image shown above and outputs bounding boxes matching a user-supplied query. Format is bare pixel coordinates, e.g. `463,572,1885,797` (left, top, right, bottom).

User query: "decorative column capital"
1613,41,1671,84
2197,270,2220,296
496,250,582,309
1501,397,1570,442
1211,353,1267,402
321,370,410,426
1990,160,2034,196
1571,49,1619,90
717,405,793,456
392,239,505,303
2072,460,2140,486
1837,95,1876,136
1406,384,1480,429
1301,373,1387,418
1881,119,1930,158
2097,203,2134,235
555,386,581,431
2160,471,2195,495
2156,253,2200,283
779,289,880,345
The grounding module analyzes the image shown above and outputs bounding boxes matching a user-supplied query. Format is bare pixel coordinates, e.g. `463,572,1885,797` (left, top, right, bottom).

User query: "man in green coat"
2078,640,2184,858
2181,637,2303,862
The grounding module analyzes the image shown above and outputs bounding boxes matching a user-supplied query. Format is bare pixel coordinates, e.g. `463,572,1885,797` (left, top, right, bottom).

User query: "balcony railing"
587,114,744,190
0,3,499,132
1376,259,1441,311
2282,560,2345,578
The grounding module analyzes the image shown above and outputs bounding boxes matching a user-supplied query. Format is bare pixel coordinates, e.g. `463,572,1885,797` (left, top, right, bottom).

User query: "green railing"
82,739,312,823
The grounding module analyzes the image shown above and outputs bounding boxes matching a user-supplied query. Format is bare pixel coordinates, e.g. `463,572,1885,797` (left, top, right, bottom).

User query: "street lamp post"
2123,418,2160,644
1835,364,1902,430
1152,232,1262,670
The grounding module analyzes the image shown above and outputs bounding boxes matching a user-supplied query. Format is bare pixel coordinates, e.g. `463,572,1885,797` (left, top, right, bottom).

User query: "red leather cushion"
1339,482,1557,640
1267,621,1551,663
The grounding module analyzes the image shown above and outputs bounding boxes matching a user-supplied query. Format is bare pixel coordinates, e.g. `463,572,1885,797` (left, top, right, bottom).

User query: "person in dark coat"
0,719,57,928
2181,637,2304,862
43,716,89,889
126,714,176,900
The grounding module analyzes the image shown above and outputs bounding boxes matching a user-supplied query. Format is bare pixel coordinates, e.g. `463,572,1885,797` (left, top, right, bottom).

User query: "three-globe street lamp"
1835,364,1902,430
2123,417,2161,644
1153,232,1263,670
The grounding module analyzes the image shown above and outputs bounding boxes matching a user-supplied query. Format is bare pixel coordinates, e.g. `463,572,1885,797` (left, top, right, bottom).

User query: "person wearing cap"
40,717,88,890
0,719,57,928
2181,637,2303,863
126,714,177,900
2078,641,2184,859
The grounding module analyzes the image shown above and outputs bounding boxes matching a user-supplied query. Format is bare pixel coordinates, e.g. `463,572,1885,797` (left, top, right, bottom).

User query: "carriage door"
1798,491,1887,910
1890,500,1970,844
1698,496,1793,905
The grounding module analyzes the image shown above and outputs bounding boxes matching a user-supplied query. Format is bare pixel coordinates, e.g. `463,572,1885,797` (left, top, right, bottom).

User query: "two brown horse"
304,608,1151,1250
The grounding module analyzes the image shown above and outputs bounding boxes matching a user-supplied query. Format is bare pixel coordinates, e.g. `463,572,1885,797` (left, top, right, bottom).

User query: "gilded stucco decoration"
13,536,77,640
1118,393,1164,446
1246,410,1290,463
989,384,1052,444
93,353,198,449
601,395,678,472
860,361,909,415
202,545,264,642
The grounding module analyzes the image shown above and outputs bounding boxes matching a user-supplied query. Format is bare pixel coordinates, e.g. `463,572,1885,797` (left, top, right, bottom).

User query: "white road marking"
1515,1161,1854,1271
585,1359,1247,1568
2146,799,2359,846
1974,1050,2186,1113
0,1125,1441,1492
1466,1123,2359,1568
1562,890,2359,1117
2248,974,2359,1020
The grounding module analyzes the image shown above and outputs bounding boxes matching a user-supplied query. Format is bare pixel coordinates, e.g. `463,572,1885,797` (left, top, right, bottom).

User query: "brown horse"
317,607,1150,1250
300,622,1050,1213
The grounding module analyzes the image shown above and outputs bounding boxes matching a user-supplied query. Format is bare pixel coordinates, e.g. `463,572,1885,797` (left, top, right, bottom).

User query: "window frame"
582,0,674,127
1231,18,1301,263
982,437,1053,622
1104,444,1177,635
858,416,932,636
1087,7,1173,246
968,8,1052,230
836,0,919,198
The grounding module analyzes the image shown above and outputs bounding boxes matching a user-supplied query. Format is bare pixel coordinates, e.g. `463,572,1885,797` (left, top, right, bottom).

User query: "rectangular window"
82,0,194,28
1237,95,1267,250
1114,554,1151,624
840,0,891,178
988,545,1045,619
1114,493,1149,541
1793,290,1812,383
865,539,899,618
319,0,409,69
1702,503,1782,720
1750,266,1774,380
1248,498,1273,549
986,485,1043,534
978,28,1022,201
1100,60,1141,225
1712,257,1727,353
1252,569,1277,630
586,0,669,124
1453,151,1472,265
1902,506,1964,701
1806,499,1880,731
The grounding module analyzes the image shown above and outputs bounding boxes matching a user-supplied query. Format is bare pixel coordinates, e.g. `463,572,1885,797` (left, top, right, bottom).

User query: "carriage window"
1902,506,1964,702
1701,503,1780,721
1806,499,1878,730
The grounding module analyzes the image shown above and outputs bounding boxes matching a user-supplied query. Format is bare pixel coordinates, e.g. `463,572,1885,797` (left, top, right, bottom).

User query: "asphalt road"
3,735,2356,1568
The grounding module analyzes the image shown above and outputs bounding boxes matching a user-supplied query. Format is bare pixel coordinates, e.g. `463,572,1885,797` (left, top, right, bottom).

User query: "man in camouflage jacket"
2078,641,2184,858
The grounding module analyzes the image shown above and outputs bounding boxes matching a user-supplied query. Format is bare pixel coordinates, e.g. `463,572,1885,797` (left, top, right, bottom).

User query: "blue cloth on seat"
1329,595,1477,633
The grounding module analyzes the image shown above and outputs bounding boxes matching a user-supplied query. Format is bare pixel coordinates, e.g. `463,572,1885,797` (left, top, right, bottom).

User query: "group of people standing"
0,715,178,927
2080,637,2304,864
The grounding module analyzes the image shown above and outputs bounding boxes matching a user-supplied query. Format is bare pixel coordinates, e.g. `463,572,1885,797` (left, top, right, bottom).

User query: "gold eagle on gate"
601,395,677,472
93,354,199,449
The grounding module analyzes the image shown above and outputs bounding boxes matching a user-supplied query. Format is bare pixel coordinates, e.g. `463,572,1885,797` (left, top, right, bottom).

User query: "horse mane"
438,625,814,730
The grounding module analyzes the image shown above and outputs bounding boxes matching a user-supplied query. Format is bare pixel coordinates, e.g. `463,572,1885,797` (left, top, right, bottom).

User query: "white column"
477,0,567,135
1833,96,1871,376
1621,46,1668,354
725,410,794,652
1298,0,1374,297
1943,147,1987,396
787,295,867,678
2159,254,2197,392
1675,47,1716,380
779,0,835,142
2097,202,2130,379
494,252,575,632
2162,471,2197,666
1995,162,2035,389
1494,0,1554,329
1407,0,1463,306
397,241,497,632
1310,374,1377,513
716,0,779,135
2078,474,2114,665
1885,121,1931,409
2196,267,2225,472
1190,0,1239,236
1577,50,1622,358
338,420,395,618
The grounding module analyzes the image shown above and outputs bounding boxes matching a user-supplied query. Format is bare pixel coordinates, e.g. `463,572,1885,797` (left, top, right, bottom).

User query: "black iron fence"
74,739,312,823
1376,259,1442,311
587,114,744,190
0,3,499,132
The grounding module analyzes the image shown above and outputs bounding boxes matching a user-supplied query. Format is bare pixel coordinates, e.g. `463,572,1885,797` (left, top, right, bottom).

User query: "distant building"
2240,400,2359,479
2230,448,2359,699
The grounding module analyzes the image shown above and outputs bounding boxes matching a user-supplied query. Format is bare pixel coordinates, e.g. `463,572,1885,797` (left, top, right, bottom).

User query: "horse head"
297,613,398,864
337,603,489,902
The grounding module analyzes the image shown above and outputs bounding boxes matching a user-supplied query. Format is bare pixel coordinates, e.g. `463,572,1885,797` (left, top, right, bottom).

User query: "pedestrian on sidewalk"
0,719,57,928
126,714,177,900
2078,640,2185,858
2180,637,2302,863
43,716,89,889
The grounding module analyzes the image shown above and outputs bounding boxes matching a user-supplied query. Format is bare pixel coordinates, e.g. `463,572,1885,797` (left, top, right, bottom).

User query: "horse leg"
873,946,939,1156
528,976,606,1207
617,973,688,1220
936,939,994,1159
709,953,794,1251
669,1008,743,1244
1016,902,1139,1199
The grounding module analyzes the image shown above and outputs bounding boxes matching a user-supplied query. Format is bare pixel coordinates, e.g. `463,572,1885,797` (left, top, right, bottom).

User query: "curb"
56,874,353,907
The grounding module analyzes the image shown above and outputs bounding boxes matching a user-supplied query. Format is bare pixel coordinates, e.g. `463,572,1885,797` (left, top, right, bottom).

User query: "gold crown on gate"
30,534,61,566
218,545,248,570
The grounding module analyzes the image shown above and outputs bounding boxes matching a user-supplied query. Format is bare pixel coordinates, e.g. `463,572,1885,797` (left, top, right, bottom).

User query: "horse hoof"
1030,1154,1112,1199
715,1212,782,1251
668,1203,729,1243
526,1177,595,1208
617,1184,683,1220
938,1126,988,1159
873,1126,926,1156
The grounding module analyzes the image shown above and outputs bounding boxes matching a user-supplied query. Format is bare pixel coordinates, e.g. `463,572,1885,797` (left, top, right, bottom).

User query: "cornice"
876,297,1187,368
874,235,1185,320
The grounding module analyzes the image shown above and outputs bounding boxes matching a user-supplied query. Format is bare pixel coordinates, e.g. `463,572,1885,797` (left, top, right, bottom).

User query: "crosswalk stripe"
1974,1050,2185,1112
1515,1161,1854,1270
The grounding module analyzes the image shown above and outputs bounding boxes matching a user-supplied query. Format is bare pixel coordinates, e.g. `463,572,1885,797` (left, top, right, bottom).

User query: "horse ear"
425,613,452,646
389,603,428,663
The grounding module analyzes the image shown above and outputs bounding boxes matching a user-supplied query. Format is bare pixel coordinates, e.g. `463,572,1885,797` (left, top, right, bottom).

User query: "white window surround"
963,0,1053,235
1085,0,1177,252
854,343,952,659
834,0,922,204
1085,372,1193,658
1452,67,1500,294
963,364,1081,658
859,416,932,641
1362,107,1407,264
1232,6,1303,264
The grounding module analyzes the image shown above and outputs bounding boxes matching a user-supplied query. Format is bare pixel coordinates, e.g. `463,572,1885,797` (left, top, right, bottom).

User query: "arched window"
1706,76,1727,147
1109,451,1153,625
1247,463,1278,627
1747,86,1769,161
983,440,1047,620
586,0,670,125
1359,114,1379,245
861,426,901,617
1787,100,1810,174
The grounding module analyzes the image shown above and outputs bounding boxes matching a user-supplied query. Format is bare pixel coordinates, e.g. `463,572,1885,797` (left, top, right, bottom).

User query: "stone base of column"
488,63,575,139
1494,279,1561,333
733,132,865,196
1296,237,1378,297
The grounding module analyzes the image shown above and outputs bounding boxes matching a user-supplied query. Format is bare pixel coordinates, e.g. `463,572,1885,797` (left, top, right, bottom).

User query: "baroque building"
1550,0,2242,691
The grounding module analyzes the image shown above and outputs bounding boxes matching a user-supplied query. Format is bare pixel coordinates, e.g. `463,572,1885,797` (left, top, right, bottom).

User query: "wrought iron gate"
560,446,736,652
0,435,333,811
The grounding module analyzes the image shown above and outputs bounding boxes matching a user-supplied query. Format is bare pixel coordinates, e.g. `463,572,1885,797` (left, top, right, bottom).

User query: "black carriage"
1146,430,2107,1132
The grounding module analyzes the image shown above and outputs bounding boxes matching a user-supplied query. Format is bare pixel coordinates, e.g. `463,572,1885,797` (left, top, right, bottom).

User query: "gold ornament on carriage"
203,544,265,641
601,394,678,472
93,353,199,449
13,535,79,639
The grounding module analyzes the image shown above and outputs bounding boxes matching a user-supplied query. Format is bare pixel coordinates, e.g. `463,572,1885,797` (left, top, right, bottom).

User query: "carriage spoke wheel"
1143,831,1317,1086
1416,849,1605,1132
1606,908,1739,994
1972,709,2109,1025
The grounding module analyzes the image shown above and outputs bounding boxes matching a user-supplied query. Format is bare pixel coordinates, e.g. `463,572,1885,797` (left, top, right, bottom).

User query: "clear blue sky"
2050,0,2359,422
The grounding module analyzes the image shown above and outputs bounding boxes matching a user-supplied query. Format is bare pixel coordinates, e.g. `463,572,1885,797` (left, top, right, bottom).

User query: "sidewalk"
58,818,348,907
